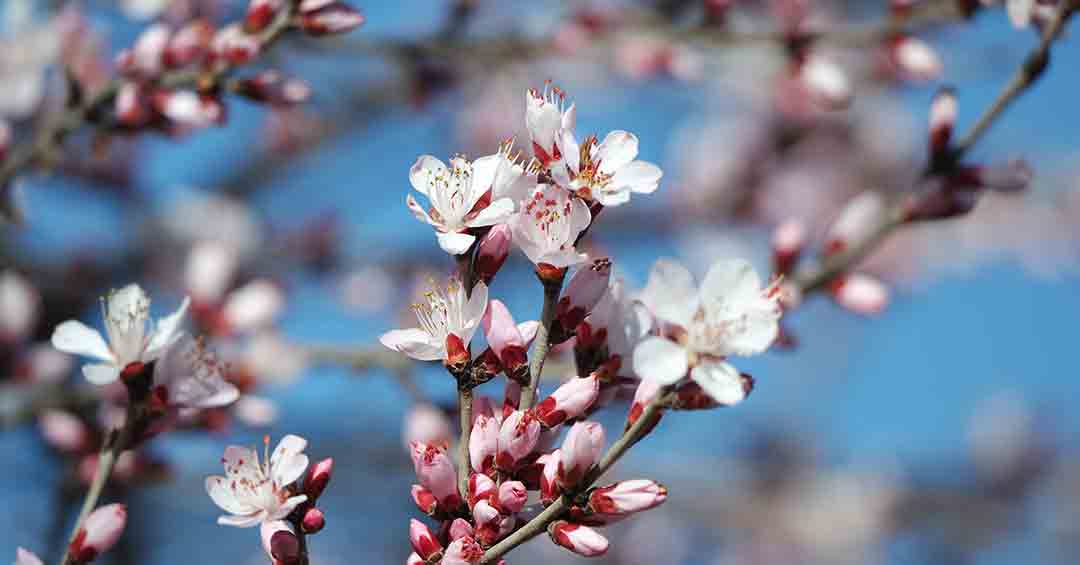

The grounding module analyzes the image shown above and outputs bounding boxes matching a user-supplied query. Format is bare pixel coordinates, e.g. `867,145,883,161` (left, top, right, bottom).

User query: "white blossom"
552,130,663,206
380,278,488,362
525,83,576,165
510,184,591,268
205,435,310,528
152,335,239,409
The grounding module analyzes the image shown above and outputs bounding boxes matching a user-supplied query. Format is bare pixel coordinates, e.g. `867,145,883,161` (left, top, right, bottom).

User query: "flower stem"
457,385,474,497
518,276,563,410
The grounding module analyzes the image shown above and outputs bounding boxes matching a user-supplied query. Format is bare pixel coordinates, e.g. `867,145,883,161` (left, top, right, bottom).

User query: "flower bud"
475,225,512,284
115,82,149,127
534,374,599,428
555,259,611,332
234,71,312,106
588,480,668,518
403,404,452,450
497,481,528,514
977,159,1032,193
928,87,957,155
211,24,260,65
153,90,223,128
469,414,500,475
133,24,170,77
261,520,299,565
830,273,889,316
467,473,496,507
448,518,475,541
626,378,663,433
411,442,460,510
825,191,886,255
300,2,366,36
771,219,806,276
411,484,437,515
69,504,126,563
538,450,562,504
164,20,212,68
301,507,325,534
39,410,90,454
800,54,852,110
245,0,284,32
409,519,443,561
482,300,527,377
495,410,541,471
558,422,604,487
890,36,942,82
441,535,484,565
548,521,608,557
304,457,333,500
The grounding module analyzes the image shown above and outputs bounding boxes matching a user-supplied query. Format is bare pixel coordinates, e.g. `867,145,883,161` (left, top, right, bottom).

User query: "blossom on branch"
206,434,310,527
511,183,592,270
380,277,488,365
552,130,663,206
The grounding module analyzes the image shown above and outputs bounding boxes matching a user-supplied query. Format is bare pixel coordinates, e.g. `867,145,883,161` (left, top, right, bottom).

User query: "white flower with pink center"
510,184,591,269
50,284,189,385
152,334,239,409
526,83,576,166
552,130,662,207
406,151,521,255
380,278,488,362
206,435,310,528
633,258,780,405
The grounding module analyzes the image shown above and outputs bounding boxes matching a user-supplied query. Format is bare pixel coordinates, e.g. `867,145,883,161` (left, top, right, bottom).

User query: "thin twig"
518,278,563,411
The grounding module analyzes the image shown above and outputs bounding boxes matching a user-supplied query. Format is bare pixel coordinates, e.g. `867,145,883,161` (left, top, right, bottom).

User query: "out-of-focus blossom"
633,259,779,405
799,54,852,110
889,36,943,81
69,504,127,563
205,435,310,527
120,0,170,20
526,83,576,166
771,219,807,275
552,130,663,206
403,403,452,449
185,242,237,306
242,331,310,384
298,2,366,36
380,278,488,364
51,284,190,385
547,521,608,557
222,279,284,334
406,154,517,255
14,548,43,565
0,270,39,342
164,191,263,259
39,410,91,454
152,335,239,409
339,265,394,313
826,191,887,254
830,273,890,315
511,184,591,269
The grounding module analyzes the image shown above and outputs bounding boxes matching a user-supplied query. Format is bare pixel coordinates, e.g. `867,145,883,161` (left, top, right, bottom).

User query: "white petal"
222,446,261,478
466,198,514,228
205,475,255,515
51,321,114,362
596,131,639,175
217,513,264,528
691,362,746,406
517,320,540,345
700,259,762,307
144,297,190,360
632,337,689,385
407,194,439,226
222,281,283,333
639,259,699,326
610,161,662,194
379,329,443,361
557,129,581,176
436,231,476,255
82,363,120,385
272,495,308,520
409,155,446,196
568,196,592,238
273,454,309,488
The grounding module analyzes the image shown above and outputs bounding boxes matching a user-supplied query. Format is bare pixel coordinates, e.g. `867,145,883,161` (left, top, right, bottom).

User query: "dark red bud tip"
120,362,147,382
304,457,334,500
270,530,301,565
301,507,325,534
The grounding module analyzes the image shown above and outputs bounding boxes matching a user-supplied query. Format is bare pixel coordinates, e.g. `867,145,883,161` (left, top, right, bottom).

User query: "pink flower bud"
261,520,298,565
472,499,500,528
235,71,312,106
409,519,443,561
626,378,664,432
558,422,604,487
535,374,600,428
548,521,608,557
448,518,475,541
472,500,514,546
482,300,527,374
825,191,886,255
133,24,170,77
211,24,260,65
115,82,149,127
771,219,806,276
411,442,460,510
304,457,333,500
442,535,484,565
800,54,852,110
69,504,126,563
445,333,470,369
502,380,521,419
411,485,437,515
495,410,541,471
245,0,284,32
39,410,90,454
977,158,1032,193
301,507,325,534
830,273,889,316
300,2,366,36
890,36,942,82
403,403,452,450
164,20,212,68
497,481,528,513
467,473,496,507
556,258,612,331
475,225,511,284
929,87,957,155
538,450,563,504
588,480,668,518
152,90,222,128
469,414,500,475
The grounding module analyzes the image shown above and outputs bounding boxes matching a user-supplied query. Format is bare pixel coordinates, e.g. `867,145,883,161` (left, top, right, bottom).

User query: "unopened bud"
164,20,212,68
467,472,496,507
555,258,611,333
448,518,474,541
928,87,957,155
771,219,806,276
235,71,312,106
535,374,599,428
245,0,284,32
409,519,443,561
442,535,484,564
826,191,886,255
830,273,889,315
890,36,942,82
495,410,541,471
626,378,664,434
469,415,500,474
300,2,366,36
547,521,608,557
211,25,260,65
304,457,333,500
69,504,126,563
301,507,325,534
475,225,511,284
538,450,562,504
588,480,668,518
482,300,527,377
558,421,604,487
497,481,528,513
411,442,460,510
115,82,149,127
411,484,437,515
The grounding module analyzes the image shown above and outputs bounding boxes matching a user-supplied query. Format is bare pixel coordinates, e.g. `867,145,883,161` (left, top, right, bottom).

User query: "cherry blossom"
50,284,190,385
526,83,576,166
552,130,663,206
205,435,310,527
380,277,488,363
151,335,239,409
633,258,780,405
510,183,592,269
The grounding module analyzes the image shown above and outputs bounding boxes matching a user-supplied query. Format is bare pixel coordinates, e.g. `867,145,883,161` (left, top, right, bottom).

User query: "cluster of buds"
111,0,363,132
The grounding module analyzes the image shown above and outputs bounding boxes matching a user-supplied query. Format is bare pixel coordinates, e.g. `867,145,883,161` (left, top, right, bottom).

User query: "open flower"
510,183,592,269
380,278,488,363
526,83,576,166
51,284,189,385
552,130,662,206
206,435,310,527
152,335,239,409
633,258,780,405
406,152,519,255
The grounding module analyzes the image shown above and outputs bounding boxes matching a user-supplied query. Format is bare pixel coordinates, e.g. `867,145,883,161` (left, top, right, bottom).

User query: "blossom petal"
380,329,443,361
222,446,261,479
691,362,746,406
409,155,446,196
271,434,309,487
217,513,264,528
639,259,698,326
436,231,476,256
144,297,190,360
271,495,308,521
632,337,689,385
596,131,639,175
466,197,515,228
205,476,256,515
82,363,120,385
611,161,662,194
700,259,761,306
51,321,114,362
407,194,439,226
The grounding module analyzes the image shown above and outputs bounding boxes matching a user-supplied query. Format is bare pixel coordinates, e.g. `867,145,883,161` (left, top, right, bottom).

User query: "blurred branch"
0,382,98,429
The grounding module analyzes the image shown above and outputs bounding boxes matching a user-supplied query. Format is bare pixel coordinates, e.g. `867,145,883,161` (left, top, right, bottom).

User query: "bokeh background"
2,0,1080,564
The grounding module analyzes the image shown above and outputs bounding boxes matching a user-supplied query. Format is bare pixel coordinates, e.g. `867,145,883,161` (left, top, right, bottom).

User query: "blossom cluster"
385,84,783,562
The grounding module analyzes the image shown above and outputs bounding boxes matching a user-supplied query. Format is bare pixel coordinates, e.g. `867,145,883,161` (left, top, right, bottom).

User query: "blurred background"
2,0,1079,563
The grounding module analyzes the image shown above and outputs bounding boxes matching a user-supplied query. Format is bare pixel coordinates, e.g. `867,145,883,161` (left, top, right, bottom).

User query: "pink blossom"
410,441,460,510
469,414,500,474
403,403,452,449
497,480,528,513
511,184,592,269
442,535,484,565
495,410,541,471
